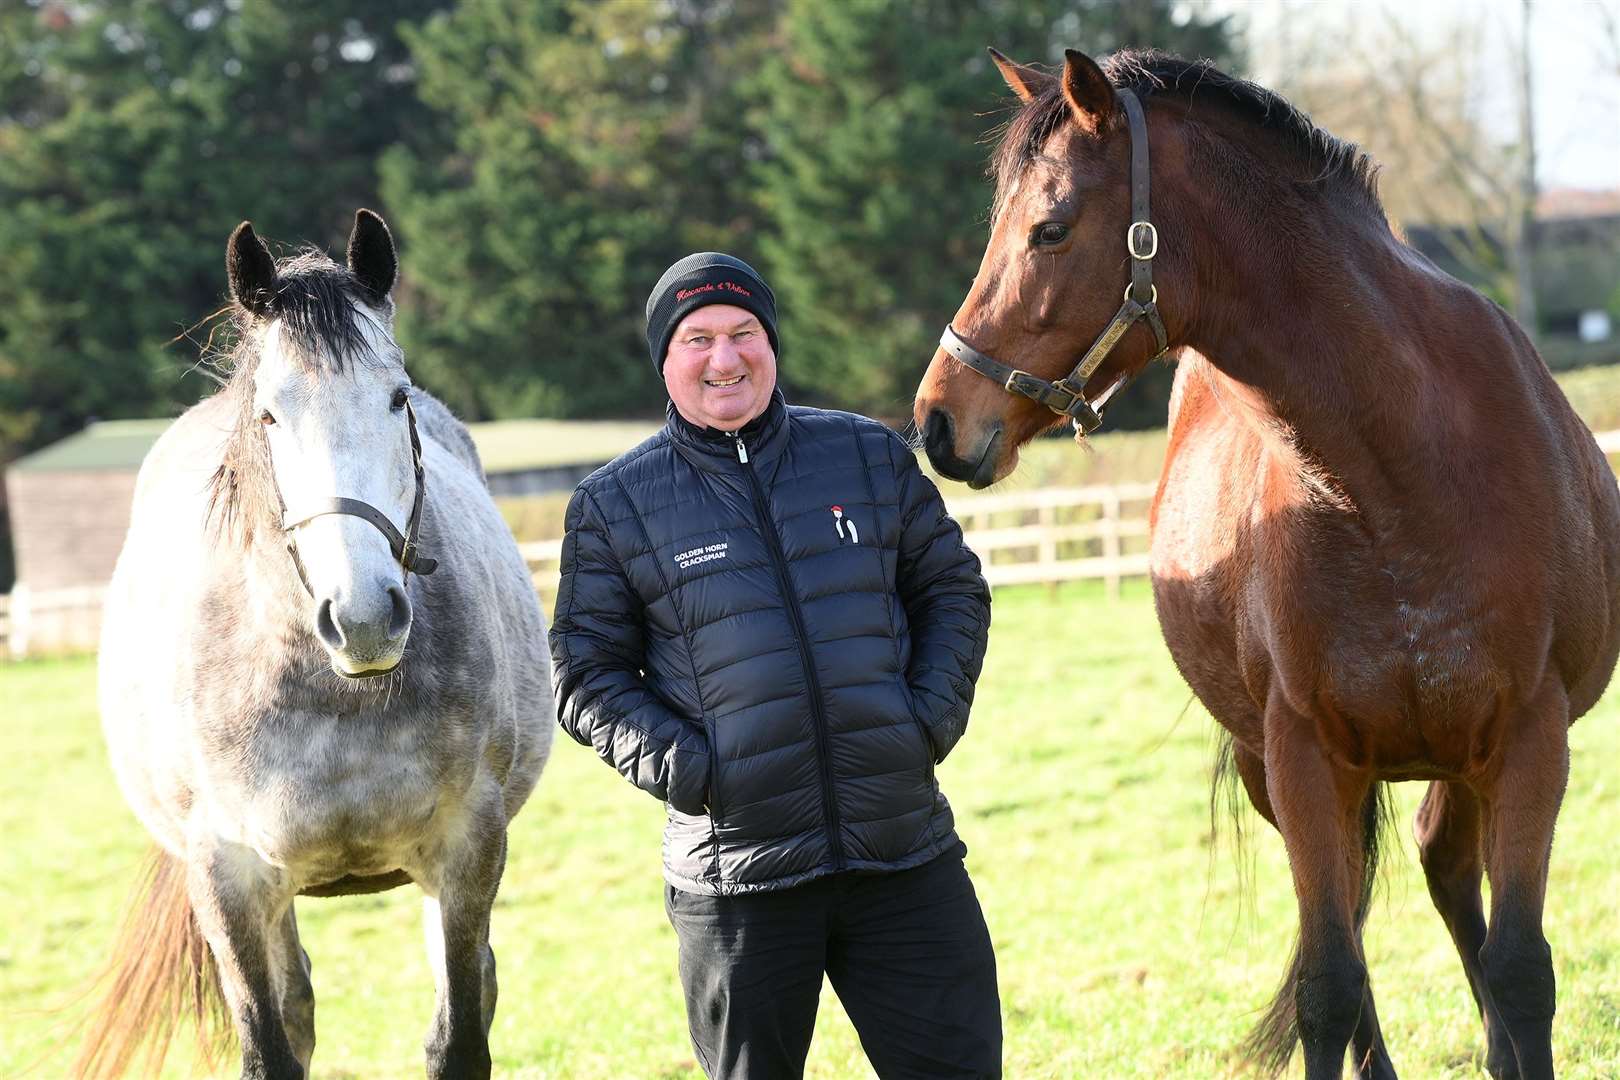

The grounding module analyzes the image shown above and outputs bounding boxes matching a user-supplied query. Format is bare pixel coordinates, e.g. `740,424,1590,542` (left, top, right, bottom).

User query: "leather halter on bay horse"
940,87,1168,434
279,397,438,595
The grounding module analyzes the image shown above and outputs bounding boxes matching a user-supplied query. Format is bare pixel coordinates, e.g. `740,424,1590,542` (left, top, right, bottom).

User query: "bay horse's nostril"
387,584,412,640
315,598,345,651
923,408,955,463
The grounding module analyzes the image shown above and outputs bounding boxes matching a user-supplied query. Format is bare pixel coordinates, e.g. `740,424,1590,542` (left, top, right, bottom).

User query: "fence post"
1037,502,1057,598
8,582,31,660
1101,488,1122,601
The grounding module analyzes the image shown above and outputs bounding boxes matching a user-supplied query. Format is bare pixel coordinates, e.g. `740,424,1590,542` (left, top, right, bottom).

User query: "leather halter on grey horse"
940,87,1168,433
280,397,439,591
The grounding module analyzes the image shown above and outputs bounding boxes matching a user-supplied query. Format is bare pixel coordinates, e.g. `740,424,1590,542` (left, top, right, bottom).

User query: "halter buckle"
1004,368,1032,393
1124,282,1158,305
1128,221,1158,260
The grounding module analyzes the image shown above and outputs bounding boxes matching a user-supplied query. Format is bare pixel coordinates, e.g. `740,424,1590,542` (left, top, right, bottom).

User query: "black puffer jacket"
550,393,990,895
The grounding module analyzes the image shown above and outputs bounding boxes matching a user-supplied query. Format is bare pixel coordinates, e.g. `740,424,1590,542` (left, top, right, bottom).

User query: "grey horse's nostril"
315,598,346,650
387,584,412,639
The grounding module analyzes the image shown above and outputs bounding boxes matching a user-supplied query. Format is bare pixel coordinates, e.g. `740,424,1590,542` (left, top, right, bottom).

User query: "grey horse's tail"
71,847,233,1078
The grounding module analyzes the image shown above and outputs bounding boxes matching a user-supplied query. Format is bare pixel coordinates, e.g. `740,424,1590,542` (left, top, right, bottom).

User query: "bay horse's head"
211,209,432,679
915,48,1180,488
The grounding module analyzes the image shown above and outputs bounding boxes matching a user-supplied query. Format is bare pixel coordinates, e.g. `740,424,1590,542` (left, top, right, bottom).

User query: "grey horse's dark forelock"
206,249,389,548
990,48,1381,223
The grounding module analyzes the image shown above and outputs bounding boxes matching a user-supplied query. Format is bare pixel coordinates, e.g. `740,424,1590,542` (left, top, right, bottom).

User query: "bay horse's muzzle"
922,408,1002,490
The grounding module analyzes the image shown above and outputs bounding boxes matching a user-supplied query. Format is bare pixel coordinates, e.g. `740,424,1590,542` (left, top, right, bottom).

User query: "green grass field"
2,584,1617,1078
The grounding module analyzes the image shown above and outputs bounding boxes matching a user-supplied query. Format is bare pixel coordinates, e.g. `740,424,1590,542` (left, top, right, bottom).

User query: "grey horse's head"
210,210,423,678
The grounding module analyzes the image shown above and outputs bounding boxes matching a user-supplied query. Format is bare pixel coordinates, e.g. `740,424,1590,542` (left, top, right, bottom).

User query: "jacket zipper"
735,433,845,869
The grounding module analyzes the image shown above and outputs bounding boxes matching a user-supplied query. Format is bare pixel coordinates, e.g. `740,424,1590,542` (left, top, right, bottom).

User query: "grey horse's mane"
990,48,1382,220
206,250,388,548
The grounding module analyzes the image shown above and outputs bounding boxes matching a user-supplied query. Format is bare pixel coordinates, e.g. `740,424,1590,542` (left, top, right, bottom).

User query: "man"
549,252,999,1079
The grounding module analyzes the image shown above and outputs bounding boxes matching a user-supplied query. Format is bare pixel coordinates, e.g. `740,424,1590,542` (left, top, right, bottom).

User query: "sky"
1206,0,1619,190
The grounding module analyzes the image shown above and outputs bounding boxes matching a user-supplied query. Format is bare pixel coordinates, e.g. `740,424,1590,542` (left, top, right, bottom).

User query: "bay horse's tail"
71,847,232,1079
1208,732,1255,904
1239,774,1396,1077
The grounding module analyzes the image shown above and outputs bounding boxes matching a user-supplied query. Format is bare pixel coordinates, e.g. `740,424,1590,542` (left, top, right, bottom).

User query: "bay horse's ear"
227,221,277,317
347,208,397,304
988,47,1053,103
1060,49,1116,136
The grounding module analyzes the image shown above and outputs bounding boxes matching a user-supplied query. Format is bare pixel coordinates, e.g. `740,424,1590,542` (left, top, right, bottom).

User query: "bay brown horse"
914,48,1620,1080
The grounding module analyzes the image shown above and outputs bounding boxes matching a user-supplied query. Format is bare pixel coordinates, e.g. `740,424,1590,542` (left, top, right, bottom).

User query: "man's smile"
706,375,745,387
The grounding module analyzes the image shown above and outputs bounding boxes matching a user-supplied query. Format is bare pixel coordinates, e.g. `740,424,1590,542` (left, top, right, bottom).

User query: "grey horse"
83,210,552,1079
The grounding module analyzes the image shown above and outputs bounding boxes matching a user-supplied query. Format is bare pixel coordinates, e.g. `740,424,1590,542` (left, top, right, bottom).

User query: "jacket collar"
666,389,790,472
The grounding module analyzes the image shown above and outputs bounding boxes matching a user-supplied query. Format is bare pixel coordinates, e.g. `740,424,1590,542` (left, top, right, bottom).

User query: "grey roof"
10,419,178,473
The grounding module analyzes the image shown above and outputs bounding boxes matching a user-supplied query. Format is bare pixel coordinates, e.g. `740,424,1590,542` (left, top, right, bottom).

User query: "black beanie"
645,252,779,373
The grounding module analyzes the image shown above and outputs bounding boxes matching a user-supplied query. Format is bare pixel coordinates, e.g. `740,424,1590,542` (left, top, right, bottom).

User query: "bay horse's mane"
991,48,1382,217
206,249,387,548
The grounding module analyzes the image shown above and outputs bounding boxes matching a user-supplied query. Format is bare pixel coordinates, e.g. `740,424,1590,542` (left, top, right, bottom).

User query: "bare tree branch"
1268,2,1531,319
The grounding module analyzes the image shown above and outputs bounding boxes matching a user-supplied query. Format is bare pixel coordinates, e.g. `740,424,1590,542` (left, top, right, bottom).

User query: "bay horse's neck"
1163,136,1532,519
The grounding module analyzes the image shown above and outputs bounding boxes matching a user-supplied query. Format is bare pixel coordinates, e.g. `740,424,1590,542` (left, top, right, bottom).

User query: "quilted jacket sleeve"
549,484,710,814
891,435,992,763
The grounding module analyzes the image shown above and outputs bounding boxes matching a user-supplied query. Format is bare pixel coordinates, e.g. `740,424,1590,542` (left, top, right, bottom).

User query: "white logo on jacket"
674,541,729,569
831,505,859,544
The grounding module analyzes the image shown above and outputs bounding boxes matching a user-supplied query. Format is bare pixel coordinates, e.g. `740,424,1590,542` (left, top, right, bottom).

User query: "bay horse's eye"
391,387,409,411
259,409,276,426
1033,222,1071,247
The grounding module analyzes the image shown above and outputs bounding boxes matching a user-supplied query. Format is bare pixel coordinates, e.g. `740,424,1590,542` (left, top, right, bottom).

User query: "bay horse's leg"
1235,741,1397,1079
1414,780,1516,1076
420,792,508,1080
1263,704,1377,1080
186,841,303,1080
1478,684,1570,1080
273,905,316,1074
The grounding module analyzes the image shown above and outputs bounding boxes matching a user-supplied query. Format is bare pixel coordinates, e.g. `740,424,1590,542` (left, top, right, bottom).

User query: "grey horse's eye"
259,409,276,426
391,387,409,411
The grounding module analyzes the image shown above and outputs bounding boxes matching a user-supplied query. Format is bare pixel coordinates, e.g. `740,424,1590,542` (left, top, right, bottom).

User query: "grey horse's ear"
989,47,1053,104
227,221,277,317
347,208,397,304
1061,49,1117,135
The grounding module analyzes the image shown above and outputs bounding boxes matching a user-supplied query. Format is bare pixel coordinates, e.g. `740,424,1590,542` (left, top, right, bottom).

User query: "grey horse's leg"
274,905,316,1074
420,790,508,1080
424,900,499,1036
187,840,303,1080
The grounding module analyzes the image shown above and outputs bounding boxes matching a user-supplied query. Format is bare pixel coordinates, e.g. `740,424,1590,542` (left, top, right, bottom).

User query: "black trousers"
664,852,1001,1080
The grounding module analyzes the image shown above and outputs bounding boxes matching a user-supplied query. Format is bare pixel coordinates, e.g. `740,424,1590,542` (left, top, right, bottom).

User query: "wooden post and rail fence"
516,480,1160,614
5,429,1620,659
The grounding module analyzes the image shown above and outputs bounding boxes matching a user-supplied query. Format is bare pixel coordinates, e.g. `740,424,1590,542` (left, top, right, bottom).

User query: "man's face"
663,303,777,431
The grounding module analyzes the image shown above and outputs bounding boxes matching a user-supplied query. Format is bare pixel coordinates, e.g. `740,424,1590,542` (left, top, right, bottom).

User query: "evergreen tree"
380,0,781,420
1,0,1241,447
752,0,1239,425
0,0,446,462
